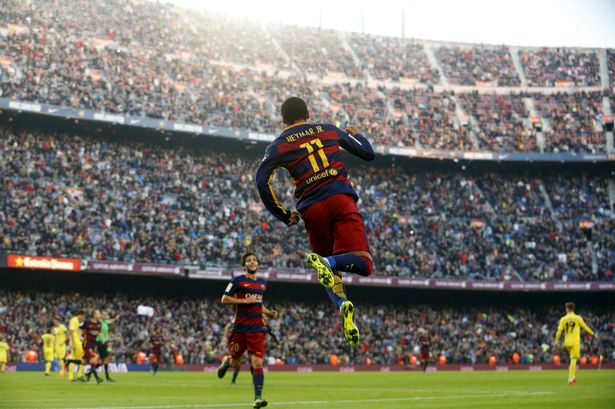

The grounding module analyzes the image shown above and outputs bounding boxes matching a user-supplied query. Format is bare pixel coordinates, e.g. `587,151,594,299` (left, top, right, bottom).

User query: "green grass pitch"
1,370,614,409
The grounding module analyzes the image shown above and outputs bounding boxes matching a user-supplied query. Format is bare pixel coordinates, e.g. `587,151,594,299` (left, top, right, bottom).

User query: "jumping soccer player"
150,327,165,376
53,318,68,377
418,329,431,372
68,310,86,381
80,310,103,384
255,96,375,346
97,311,119,382
41,327,55,376
554,302,597,384
0,336,8,372
218,252,278,409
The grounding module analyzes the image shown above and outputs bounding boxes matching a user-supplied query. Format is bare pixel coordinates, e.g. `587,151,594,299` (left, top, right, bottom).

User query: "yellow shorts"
43,349,54,362
0,355,7,364
55,346,67,359
71,345,84,360
565,343,580,359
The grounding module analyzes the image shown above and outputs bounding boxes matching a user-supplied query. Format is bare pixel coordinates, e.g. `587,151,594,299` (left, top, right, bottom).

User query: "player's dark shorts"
150,351,163,364
83,344,99,362
228,331,266,360
420,351,430,361
97,342,109,360
301,194,370,257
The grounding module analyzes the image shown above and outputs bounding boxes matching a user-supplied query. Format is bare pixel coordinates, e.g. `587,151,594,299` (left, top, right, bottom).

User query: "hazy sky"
168,0,615,48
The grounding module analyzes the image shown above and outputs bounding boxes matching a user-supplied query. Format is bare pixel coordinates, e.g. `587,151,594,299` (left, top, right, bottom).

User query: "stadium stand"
0,0,612,153
0,289,611,365
0,127,612,281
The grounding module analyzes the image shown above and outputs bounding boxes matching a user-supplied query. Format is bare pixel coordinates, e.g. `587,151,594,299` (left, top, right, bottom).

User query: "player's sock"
58,359,65,376
326,254,372,276
152,362,159,375
45,362,51,375
325,274,347,309
422,362,428,372
104,363,111,380
91,365,102,382
569,358,577,382
77,364,84,379
231,366,240,384
252,367,264,399
68,363,75,381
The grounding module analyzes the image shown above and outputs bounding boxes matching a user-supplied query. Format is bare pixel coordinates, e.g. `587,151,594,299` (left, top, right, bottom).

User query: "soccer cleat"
96,377,104,384
568,378,577,385
217,358,230,379
106,377,115,383
253,398,268,408
306,253,334,288
340,300,360,346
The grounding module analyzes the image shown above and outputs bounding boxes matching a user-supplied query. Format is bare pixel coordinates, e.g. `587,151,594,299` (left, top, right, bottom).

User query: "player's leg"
231,360,240,384
74,345,85,380
248,333,267,409
302,199,336,288
219,332,245,379
56,347,66,377
86,350,103,384
568,345,579,384
98,343,113,381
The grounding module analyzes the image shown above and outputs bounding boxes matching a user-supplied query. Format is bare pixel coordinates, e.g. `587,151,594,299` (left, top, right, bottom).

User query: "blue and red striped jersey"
79,319,101,347
224,274,267,333
255,123,375,224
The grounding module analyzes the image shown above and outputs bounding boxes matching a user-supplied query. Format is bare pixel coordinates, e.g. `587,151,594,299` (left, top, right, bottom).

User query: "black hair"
281,97,309,125
241,252,259,267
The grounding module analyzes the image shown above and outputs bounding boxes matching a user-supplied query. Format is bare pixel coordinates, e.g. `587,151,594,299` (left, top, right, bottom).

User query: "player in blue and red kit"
149,327,165,376
79,310,103,384
218,252,278,409
255,97,375,346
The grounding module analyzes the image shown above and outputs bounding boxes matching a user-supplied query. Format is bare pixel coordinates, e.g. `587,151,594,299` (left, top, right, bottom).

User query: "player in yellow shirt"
0,336,9,372
68,310,86,381
41,327,55,376
53,318,69,377
554,302,596,384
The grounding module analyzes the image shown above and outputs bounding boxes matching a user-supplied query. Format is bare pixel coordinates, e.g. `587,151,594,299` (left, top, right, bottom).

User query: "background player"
53,318,68,377
97,311,119,382
0,336,9,373
80,310,103,384
68,310,86,382
41,327,55,376
255,96,375,346
149,326,165,376
218,252,278,409
418,329,431,372
554,302,597,384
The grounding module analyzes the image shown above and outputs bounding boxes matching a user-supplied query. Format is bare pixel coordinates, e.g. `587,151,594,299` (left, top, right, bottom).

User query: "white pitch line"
43,391,554,409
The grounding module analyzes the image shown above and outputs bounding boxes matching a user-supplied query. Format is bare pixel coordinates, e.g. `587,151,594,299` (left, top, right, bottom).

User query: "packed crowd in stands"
457,92,534,152
519,49,601,87
1,127,613,282
0,0,611,153
0,290,611,366
532,92,605,153
435,46,520,86
348,35,439,83
608,50,615,84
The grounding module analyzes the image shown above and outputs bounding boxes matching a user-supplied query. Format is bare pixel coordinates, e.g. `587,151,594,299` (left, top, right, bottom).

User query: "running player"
97,311,119,382
68,310,86,382
0,336,8,372
418,329,431,372
255,96,375,346
41,327,55,376
218,252,278,409
554,302,597,384
150,326,164,376
53,318,68,377
80,310,103,384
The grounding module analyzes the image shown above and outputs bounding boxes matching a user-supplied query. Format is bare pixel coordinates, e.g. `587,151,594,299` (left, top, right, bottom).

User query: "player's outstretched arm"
334,125,375,161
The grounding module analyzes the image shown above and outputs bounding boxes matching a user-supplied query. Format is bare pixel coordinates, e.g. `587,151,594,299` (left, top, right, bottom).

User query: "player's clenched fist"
345,125,359,136
288,211,301,226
